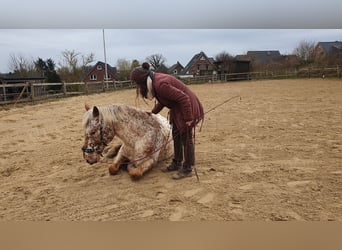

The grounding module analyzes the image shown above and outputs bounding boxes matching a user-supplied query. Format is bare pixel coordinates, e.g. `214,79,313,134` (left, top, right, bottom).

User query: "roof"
246,50,281,62
182,51,213,74
84,61,117,79
0,75,46,83
246,51,283,65
317,41,342,54
155,63,169,73
168,61,184,73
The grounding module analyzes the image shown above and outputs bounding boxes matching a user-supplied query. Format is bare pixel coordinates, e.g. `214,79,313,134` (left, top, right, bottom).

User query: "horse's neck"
106,106,135,145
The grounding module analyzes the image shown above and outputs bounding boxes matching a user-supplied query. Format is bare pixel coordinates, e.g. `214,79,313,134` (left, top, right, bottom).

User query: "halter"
81,124,108,156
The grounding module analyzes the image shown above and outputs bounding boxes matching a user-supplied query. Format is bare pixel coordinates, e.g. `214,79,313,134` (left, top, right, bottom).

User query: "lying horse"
82,104,173,179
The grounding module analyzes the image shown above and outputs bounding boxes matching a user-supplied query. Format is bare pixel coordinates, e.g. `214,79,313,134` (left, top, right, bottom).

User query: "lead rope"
192,125,199,182
100,96,241,176
185,124,199,182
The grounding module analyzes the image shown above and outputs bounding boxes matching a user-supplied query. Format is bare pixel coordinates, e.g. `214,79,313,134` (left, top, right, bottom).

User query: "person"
130,62,204,180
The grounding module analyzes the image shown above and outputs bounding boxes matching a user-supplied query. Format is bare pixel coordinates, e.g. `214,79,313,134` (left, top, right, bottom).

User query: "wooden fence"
182,66,341,84
0,80,134,106
1,65,341,106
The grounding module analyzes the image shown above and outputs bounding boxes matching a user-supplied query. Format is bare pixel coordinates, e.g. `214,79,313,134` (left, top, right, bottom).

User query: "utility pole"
102,29,108,89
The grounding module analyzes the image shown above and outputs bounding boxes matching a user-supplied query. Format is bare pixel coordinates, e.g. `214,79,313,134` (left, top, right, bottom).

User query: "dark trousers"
172,124,194,171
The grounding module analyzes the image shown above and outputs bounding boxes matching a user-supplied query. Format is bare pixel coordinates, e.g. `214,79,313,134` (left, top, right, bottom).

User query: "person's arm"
157,83,193,122
151,101,164,114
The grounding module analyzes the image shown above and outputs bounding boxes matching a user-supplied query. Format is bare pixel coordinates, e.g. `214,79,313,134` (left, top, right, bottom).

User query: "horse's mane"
83,104,143,128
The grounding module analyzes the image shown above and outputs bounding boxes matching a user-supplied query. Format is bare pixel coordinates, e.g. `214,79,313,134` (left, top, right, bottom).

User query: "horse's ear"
93,106,100,118
85,103,91,111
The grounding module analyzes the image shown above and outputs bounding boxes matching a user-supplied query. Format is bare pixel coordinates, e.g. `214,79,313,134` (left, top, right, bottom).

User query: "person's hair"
130,62,151,99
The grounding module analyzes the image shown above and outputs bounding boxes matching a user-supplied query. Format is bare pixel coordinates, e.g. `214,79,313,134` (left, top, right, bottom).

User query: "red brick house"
182,51,215,76
83,61,117,82
314,41,342,65
168,61,184,75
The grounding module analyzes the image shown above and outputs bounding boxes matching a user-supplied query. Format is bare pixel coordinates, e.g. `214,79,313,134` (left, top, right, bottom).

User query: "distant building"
155,63,169,74
168,61,184,75
246,50,282,64
244,50,299,70
314,41,342,64
182,51,216,76
83,61,117,82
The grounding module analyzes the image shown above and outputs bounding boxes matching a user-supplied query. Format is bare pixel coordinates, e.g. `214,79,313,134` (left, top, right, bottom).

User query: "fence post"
2,83,6,101
337,66,340,78
30,82,35,101
62,82,67,96
84,82,88,95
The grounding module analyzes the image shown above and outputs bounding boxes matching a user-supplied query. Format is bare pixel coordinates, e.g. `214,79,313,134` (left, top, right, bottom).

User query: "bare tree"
116,58,132,80
58,49,95,82
293,40,316,64
8,53,36,77
131,59,140,69
214,51,234,74
146,54,166,70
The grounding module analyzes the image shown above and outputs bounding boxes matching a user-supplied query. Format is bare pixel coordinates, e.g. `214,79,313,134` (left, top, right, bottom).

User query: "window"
197,64,200,70
104,74,111,80
173,69,177,74
97,65,103,70
90,74,97,80
206,64,209,70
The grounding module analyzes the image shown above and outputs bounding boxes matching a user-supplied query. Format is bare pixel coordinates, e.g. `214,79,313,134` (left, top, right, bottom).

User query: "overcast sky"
1,0,341,73
0,29,341,73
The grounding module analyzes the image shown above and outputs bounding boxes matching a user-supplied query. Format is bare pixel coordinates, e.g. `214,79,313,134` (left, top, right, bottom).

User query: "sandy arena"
0,79,341,221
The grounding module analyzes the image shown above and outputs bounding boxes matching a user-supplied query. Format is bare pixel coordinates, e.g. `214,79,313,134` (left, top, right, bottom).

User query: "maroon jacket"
151,73,204,131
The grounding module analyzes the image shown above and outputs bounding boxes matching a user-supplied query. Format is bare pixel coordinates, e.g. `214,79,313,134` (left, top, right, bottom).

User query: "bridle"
81,124,108,157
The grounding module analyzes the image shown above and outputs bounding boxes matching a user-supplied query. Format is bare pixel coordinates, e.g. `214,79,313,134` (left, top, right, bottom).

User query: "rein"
86,95,241,174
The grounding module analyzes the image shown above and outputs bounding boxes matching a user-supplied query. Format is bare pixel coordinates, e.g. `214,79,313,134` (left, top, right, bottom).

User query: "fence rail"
0,80,134,106
182,66,341,84
1,66,341,106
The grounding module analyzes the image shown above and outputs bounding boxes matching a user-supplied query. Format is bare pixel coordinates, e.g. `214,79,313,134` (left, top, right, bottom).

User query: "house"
168,61,184,75
245,50,290,70
214,56,250,74
83,61,117,82
246,50,282,63
314,41,342,63
155,63,169,74
182,51,216,76
213,57,250,80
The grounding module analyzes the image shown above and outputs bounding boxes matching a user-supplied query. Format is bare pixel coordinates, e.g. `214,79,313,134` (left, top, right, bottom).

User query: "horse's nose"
86,159,95,165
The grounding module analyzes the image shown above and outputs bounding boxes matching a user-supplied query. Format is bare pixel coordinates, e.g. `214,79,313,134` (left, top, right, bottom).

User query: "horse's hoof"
130,173,142,180
128,168,143,180
108,166,119,175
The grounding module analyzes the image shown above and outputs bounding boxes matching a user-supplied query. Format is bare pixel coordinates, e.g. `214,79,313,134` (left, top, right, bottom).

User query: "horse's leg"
105,144,122,158
127,158,155,179
108,145,126,175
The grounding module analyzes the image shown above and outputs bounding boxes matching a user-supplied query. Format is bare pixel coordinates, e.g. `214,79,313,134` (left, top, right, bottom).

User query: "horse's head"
82,104,114,164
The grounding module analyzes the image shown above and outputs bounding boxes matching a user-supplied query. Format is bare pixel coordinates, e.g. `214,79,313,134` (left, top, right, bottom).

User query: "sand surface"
0,79,341,221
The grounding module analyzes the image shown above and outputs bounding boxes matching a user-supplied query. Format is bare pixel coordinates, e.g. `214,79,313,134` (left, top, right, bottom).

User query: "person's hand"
185,120,193,127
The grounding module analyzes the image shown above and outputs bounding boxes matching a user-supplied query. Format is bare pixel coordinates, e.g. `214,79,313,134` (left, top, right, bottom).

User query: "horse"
82,104,173,179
